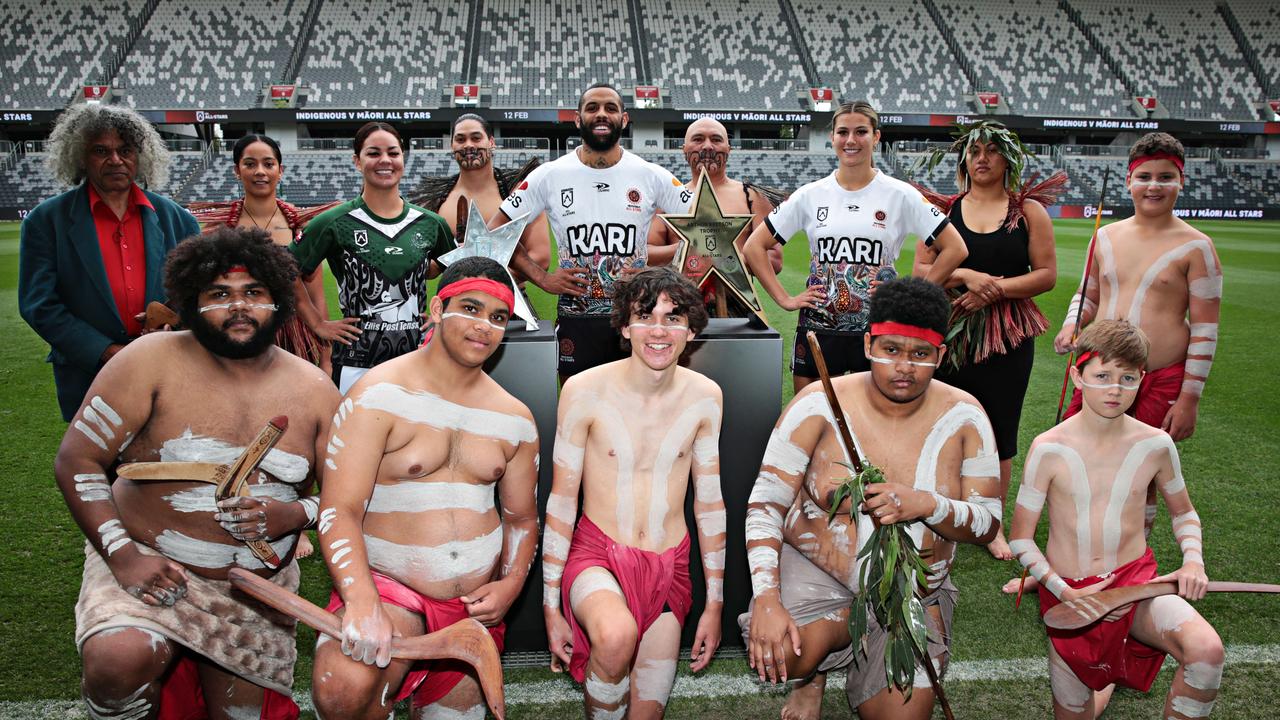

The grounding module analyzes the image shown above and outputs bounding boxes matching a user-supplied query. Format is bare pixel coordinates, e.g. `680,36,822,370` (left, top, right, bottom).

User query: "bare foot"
987,530,1013,560
295,532,315,560
1001,573,1039,594
781,672,826,720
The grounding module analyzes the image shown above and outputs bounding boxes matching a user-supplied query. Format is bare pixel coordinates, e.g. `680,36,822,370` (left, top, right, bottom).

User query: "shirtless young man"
648,117,785,274
542,267,726,718
742,277,1001,720
410,113,551,278
1011,320,1223,720
1056,132,1222,441
311,256,540,720
57,226,339,720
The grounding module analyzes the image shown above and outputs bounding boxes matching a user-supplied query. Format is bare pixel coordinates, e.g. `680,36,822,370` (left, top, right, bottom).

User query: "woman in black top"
915,121,1062,560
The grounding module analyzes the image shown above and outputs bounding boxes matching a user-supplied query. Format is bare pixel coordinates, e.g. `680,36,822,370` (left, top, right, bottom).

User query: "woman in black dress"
914,121,1063,560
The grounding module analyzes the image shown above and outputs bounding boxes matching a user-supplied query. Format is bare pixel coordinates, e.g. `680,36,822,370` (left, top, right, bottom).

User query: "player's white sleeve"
905,186,950,245
499,163,549,220
654,165,692,214
763,189,806,245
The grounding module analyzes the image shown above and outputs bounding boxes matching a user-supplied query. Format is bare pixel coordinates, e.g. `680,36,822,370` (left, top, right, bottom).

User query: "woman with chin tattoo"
190,134,337,368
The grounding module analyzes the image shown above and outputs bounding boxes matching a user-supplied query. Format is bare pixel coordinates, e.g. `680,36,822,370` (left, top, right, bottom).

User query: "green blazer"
18,183,199,420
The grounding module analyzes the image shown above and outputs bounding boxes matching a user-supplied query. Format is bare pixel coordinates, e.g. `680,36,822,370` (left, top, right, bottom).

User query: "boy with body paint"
1011,320,1223,720
542,267,726,719
56,226,340,720
312,256,540,720
1055,132,1222,440
743,277,1002,720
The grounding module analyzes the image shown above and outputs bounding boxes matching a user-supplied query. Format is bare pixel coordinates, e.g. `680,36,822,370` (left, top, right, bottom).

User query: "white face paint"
163,483,298,513
75,473,111,502
364,525,502,582
440,311,506,332
198,301,278,313
647,398,720,542
355,383,537,445
366,481,495,515
154,530,295,569
866,354,938,369
97,519,132,556
160,430,309,483
569,568,622,609
634,657,678,704
1126,179,1182,191
1183,661,1223,691
585,673,630,706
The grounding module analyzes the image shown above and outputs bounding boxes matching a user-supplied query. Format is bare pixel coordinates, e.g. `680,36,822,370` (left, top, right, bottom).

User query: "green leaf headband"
916,120,1036,192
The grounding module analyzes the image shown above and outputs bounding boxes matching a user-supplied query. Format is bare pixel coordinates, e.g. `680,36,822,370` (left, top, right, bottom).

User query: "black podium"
486,318,782,653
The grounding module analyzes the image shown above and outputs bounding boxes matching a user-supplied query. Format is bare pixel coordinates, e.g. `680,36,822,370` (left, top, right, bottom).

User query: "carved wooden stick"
1044,581,1280,630
228,569,506,719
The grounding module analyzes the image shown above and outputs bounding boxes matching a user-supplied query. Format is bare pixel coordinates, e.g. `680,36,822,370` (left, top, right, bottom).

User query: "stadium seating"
0,0,136,109
299,0,467,108
1223,161,1280,205
643,0,807,110
473,0,639,108
117,0,306,109
932,0,1130,117
1070,0,1258,120
790,0,969,114
0,151,202,208
1228,0,1280,99
635,149,841,192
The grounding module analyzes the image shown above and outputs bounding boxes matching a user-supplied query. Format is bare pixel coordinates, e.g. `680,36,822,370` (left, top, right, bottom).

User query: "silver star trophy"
437,202,538,330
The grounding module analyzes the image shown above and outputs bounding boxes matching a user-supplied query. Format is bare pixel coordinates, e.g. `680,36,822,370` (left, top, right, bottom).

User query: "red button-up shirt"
88,184,153,337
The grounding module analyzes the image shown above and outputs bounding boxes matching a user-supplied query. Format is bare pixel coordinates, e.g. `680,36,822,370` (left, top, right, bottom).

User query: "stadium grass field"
1,218,1277,719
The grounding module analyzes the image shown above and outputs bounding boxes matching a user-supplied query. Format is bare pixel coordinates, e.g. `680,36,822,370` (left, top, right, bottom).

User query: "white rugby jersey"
500,149,690,316
766,169,948,333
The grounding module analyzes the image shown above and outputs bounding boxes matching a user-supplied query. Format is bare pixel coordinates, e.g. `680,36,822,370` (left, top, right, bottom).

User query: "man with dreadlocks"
913,120,1064,559
56,226,339,720
19,103,200,421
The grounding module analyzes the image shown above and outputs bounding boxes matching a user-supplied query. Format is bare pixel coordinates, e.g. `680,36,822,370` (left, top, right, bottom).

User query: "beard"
687,147,727,175
578,117,623,152
189,311,279,360
453,146,491,171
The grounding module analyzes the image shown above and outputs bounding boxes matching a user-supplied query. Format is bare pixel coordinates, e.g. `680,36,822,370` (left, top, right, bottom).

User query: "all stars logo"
817,206,828,222
561,188,574,208
353,229,369,247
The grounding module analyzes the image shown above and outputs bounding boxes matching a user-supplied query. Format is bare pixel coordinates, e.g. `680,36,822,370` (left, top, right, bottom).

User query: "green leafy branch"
827,461,932,699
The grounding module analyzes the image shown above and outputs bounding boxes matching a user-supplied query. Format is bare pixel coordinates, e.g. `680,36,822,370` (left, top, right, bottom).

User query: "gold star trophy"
660,172,765,322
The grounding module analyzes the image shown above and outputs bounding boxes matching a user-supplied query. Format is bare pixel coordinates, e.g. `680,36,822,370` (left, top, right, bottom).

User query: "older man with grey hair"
19,103,199,420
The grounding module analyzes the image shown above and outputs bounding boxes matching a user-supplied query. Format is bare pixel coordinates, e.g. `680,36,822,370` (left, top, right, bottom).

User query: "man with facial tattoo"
409,113,550,281
492,83,693,381
649,117,786,275
56,226,339,720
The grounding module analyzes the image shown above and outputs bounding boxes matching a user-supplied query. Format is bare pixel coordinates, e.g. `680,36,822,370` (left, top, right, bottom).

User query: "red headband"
437,277,514,311
870,321,944,348
1127,151,1184,176
225,265,248,274
1075,350,1099,368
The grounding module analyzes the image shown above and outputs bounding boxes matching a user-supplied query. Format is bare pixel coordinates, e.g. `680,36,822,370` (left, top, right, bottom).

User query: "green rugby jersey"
292,196,454,369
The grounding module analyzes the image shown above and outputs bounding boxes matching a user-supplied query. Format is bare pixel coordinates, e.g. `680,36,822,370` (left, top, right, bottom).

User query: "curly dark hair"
436,256,515,310
1129,132,1184,166
867,276,949,338
164,226,298,327
610,267,709,356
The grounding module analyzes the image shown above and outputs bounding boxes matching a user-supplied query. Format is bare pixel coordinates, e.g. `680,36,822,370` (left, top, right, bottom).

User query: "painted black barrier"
485,317,782,653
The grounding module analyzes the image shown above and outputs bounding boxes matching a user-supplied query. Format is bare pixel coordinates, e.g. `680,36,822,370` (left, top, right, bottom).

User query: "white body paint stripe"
75,421,109,451
355,382,536,444
1183,661,1223,691
648,398,720,542
1187,341,1217,356
75,473,111,502
1171,695,1216,717
83,407,116,441
163,483,298,513
89,396,124,427
318,507,337,534
585,674,629,705
592,401,637,539
634,657,678,703
364,525,502,583
696,510,726,537
161,430,309,483
694,475,721,504
1128,239,1220,327
961,453,1000,478
154,530,294,569
545,493,576,525
365,481,494,515
907,401,996,549
1188,323,1218,339
1102,435,1169,568
569,569,622,609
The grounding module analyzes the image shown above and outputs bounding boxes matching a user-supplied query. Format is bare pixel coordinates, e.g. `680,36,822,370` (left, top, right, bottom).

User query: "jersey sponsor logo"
847,204,860,212
595,182,611,192
384,246,404,255
566,223,638,255
518,181,529,190
816,206,828,222
627,188,641,203
815,236,883,264
875,210,887,221
561,188,574,208
354,229,369,247
680,189,692,204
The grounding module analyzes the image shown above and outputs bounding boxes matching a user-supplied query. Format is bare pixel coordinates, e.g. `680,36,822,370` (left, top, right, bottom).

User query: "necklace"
242,200,279,230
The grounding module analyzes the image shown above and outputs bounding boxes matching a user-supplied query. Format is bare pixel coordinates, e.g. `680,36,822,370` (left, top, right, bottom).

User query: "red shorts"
562,516,693,683
157,656,298,720
1037,547,1167,692
1065,361,1183,428
325,571,506,707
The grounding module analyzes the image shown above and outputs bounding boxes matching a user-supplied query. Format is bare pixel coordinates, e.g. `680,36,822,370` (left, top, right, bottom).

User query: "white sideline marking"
5,644,1277,716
